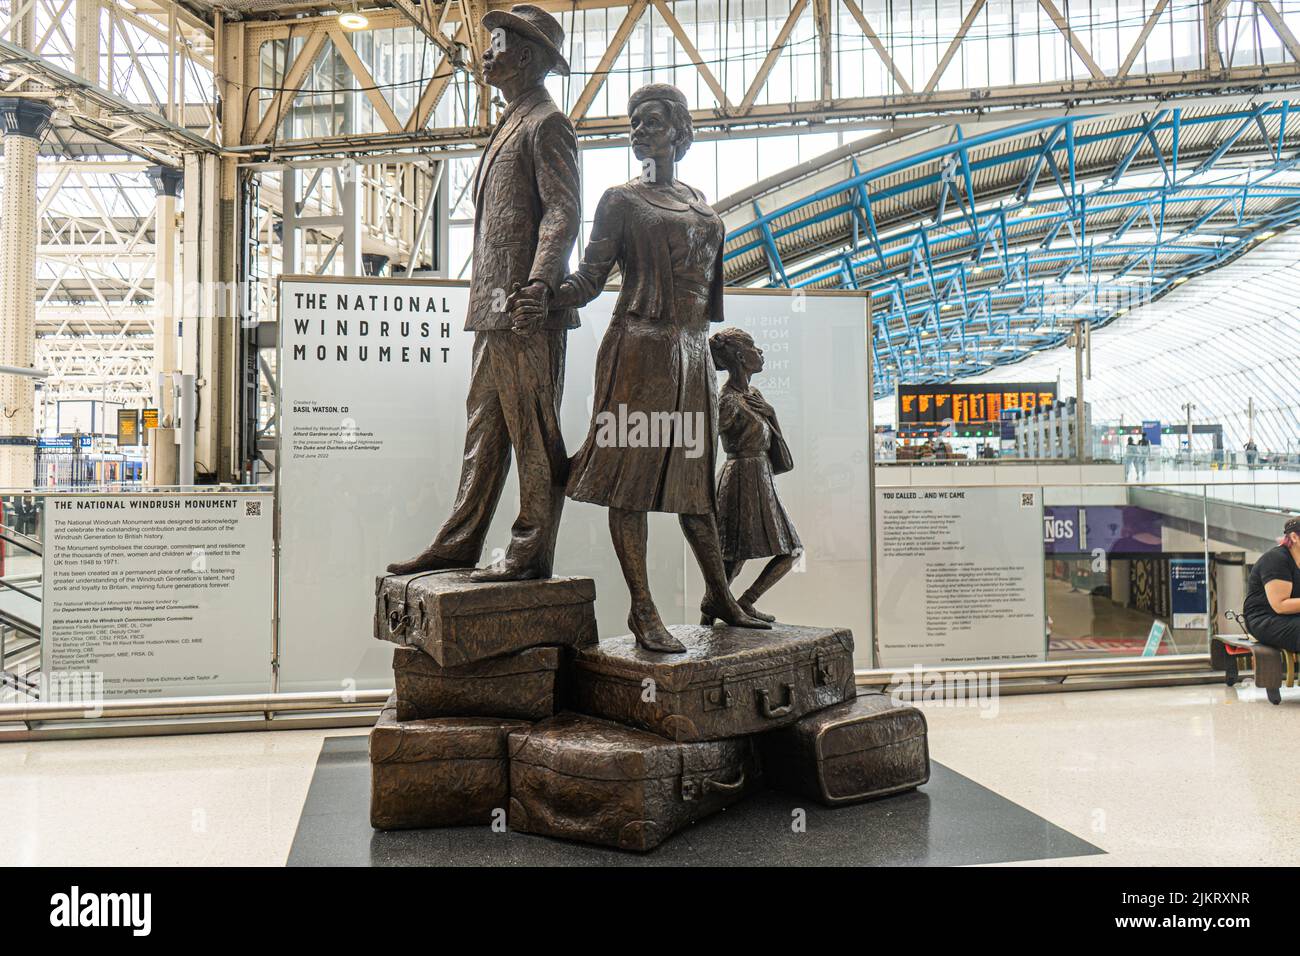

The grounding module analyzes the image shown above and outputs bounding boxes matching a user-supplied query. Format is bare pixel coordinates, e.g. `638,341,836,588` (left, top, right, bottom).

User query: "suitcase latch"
704,674,734,711
815,652,836,686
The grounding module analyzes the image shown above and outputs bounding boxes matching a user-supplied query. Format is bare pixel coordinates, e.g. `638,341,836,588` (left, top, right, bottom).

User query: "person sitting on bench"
1243,516,1300,654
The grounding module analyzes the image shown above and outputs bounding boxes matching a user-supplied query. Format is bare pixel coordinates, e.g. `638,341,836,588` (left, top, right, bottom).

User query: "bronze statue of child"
704,327,802,623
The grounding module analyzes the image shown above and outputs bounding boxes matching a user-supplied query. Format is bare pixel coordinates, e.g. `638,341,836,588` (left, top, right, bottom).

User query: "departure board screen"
897,383,1056,430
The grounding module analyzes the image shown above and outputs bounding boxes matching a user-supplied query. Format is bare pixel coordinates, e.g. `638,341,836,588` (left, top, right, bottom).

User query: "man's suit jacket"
467,86,580,331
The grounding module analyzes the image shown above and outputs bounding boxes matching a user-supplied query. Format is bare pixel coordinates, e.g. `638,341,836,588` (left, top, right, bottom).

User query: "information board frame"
873,484,1047,668
38,488,275,701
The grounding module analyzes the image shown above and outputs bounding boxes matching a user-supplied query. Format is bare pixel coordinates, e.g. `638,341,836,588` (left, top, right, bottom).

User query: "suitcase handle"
757,684,795,719
381,593,407,639
681,768,746,801
703,768,746,795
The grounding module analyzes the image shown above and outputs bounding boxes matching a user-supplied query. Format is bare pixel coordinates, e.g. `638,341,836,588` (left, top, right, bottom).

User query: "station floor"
1,682,1297,867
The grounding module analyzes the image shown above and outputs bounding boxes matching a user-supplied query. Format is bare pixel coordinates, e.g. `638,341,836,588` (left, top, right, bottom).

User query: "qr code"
1020,492,1035,508
246,500,262,517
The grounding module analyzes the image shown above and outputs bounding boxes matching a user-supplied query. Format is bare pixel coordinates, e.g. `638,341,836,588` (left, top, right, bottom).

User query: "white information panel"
874,486,1045,668
277,278,875,690
41,493,273,699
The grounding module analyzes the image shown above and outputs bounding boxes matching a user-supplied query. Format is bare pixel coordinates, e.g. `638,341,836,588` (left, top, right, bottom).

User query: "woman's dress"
562,179,725,515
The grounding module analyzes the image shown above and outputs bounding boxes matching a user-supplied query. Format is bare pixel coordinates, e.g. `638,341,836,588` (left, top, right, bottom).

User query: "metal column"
148,166,183,424
148,165,183,484
181,152,223,481
340,161,363,276
1072,319,1090,462
178,373,196,486
73,0,101,87
0,99,52,489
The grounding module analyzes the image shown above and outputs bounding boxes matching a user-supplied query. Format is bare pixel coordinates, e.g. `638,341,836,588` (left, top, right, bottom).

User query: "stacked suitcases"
371,572,930,852
370,571,597,831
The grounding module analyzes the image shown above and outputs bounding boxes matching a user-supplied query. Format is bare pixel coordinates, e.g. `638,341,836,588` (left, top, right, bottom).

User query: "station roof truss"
965,229,1300,453
145,0,1300,158
718,98,1300,397
10,0,1300,407
0,0,216,166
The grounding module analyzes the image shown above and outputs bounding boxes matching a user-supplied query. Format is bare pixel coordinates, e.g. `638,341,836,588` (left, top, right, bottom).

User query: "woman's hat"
482,4,570,76
1285,516,1300,537
628,83,689,115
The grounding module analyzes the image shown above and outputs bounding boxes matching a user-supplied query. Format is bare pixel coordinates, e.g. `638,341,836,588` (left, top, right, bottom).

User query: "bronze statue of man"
388,4,580,582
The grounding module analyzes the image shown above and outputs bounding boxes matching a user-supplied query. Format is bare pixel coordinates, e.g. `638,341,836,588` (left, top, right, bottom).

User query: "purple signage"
1044,506,1162,554
1087,506,1162,553
1043,507,1080,551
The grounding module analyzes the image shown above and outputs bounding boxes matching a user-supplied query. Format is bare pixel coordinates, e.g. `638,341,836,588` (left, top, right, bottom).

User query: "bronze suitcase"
369,697,529,830
392,645,560,721
759,693,929,806
508,712,760,852
571,623,856,742
374,570,597,667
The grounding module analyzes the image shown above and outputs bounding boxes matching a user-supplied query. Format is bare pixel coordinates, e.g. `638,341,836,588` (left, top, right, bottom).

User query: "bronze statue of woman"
705,327,801,623
510,83,769,653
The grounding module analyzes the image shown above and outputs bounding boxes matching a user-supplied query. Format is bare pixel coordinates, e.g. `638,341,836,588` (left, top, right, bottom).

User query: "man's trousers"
428,328,568,575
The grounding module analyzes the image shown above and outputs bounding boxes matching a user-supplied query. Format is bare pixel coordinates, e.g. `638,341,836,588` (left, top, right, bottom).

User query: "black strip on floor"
287,735,1103,866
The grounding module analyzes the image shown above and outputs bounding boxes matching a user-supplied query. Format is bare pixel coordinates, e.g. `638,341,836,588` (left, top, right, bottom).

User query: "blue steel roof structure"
718,100,1300,398
961,229,1300,454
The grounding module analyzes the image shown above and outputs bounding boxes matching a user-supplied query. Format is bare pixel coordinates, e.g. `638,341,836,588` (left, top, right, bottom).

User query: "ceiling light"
1257,230,1276,241
338,2,368,29
1172,276,1188,285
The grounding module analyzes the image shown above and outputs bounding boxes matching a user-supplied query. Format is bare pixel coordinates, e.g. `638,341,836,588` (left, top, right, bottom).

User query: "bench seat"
1212,634,1296,705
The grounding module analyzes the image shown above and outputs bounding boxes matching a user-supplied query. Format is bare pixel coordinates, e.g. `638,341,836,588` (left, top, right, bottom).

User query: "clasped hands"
502,281,548,335
506,280,580,334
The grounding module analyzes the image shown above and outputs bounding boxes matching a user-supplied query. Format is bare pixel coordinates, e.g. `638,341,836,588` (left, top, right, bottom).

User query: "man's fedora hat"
482,4,571,76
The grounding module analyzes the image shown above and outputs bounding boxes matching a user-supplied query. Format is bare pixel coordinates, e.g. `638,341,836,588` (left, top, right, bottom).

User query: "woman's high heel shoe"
629,605,686,653
699,593,772,630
